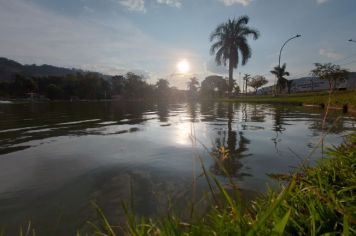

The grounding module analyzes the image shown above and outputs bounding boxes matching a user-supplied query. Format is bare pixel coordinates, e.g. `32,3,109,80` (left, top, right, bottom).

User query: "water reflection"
157,102,169,122
0,101,354,235
210,103,251,178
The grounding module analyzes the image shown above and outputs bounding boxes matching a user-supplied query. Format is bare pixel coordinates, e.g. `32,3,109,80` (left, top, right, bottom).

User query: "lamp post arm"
278,34,301,67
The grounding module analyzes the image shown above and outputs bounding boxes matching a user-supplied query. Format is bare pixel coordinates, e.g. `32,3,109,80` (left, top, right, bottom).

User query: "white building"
258,72,356,94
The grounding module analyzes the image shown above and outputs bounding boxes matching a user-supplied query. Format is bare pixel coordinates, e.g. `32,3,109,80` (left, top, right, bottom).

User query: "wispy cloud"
83,5,94,13
319,48,343,60
316,0,330,4
118,0,181,12
119,0,146,12
156,0,182,8
219,0,253,6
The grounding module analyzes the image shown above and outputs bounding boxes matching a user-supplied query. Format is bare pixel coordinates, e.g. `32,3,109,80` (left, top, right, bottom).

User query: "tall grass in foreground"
83,133,355,236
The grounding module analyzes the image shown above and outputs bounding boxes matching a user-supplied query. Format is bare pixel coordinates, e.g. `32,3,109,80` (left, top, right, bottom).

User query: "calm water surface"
0,101,355,235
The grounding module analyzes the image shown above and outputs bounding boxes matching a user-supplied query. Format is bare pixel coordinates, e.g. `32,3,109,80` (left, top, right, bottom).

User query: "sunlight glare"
177,59,190,74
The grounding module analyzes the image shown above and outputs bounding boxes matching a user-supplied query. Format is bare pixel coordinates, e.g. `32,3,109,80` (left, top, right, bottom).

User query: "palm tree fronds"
210,16,260,96
235,15,249,26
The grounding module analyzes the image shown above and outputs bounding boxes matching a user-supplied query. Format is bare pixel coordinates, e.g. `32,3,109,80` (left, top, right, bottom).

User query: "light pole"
349,39,356,43
278,34,302,67
273,34,301,95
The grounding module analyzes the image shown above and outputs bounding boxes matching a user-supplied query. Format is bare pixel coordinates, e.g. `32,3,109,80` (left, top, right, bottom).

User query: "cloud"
205,57,229,75
316,0,329,4
119,0,146,12
156,0,182,8
118,0,181,12
0,0,199,83
319,48,343,60
219,0,252,6
83,5,94,13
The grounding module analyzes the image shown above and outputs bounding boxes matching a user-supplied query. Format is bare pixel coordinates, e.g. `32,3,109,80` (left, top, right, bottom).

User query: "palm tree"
187,77,199,92
210,16,260,97
270,63,290,94
187,77,199,99
242,73,251,94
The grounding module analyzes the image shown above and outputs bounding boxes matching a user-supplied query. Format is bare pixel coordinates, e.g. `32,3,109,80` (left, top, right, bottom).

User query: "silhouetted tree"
156,79,170,99
111,75,126,95
45,84,63,100
187,77,199,99
210,16,260,97
200,75,228,98
286,80,293,94
248,75,268,94
270,63,290,94
310,63,349,92
9,74,36,97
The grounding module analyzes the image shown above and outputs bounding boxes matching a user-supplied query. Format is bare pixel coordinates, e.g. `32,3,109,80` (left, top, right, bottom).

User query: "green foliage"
0,72,186,102
233,84,240,96
247,75,268,93
0,73,111,100
200,75,228,98
45,84,63,100
310,63,349,91
222,91,356,107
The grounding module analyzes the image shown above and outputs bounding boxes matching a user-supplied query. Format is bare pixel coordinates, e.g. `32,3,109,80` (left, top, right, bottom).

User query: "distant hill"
0,57,110,81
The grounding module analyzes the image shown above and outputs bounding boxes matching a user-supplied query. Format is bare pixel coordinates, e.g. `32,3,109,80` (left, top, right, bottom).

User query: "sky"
0,0,355,88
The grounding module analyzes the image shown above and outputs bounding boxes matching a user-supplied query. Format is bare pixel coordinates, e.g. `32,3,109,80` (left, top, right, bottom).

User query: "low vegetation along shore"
78,133,356,236
222,91,356,113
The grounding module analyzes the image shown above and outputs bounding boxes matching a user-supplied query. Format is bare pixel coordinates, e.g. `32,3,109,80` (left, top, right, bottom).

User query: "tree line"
0,72,185,101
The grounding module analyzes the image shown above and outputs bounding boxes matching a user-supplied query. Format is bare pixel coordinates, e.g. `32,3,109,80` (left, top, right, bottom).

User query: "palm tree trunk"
228,60,234,97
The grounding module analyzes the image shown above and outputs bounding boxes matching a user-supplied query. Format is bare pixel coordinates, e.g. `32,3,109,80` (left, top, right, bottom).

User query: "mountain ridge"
0,57,110,81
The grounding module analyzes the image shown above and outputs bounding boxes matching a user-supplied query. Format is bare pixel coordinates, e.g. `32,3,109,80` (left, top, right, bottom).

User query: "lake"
0,101,355,235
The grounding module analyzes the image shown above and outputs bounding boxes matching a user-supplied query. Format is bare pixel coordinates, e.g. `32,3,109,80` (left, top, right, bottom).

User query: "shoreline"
220,90,356,115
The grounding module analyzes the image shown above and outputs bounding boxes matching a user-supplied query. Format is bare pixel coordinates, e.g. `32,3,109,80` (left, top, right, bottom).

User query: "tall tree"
156,79,170,99
242,73,251,94
187,77,199,92
311,63,349,92
270,63,290,94
286,80,293,94
210,16,260,97
200,75,228,98
187,77,199,99
156,79,170,91
247,75,268,94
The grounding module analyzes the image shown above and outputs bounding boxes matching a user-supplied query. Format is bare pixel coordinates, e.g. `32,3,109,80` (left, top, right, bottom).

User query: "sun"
177,59,190,74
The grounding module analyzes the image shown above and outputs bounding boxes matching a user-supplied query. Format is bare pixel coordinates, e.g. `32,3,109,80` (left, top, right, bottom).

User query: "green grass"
221,91,356,108
83,133,356,235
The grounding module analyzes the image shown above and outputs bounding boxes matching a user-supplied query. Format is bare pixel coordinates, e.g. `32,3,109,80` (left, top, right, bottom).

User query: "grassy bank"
85,133,356,235
221,91,356,108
